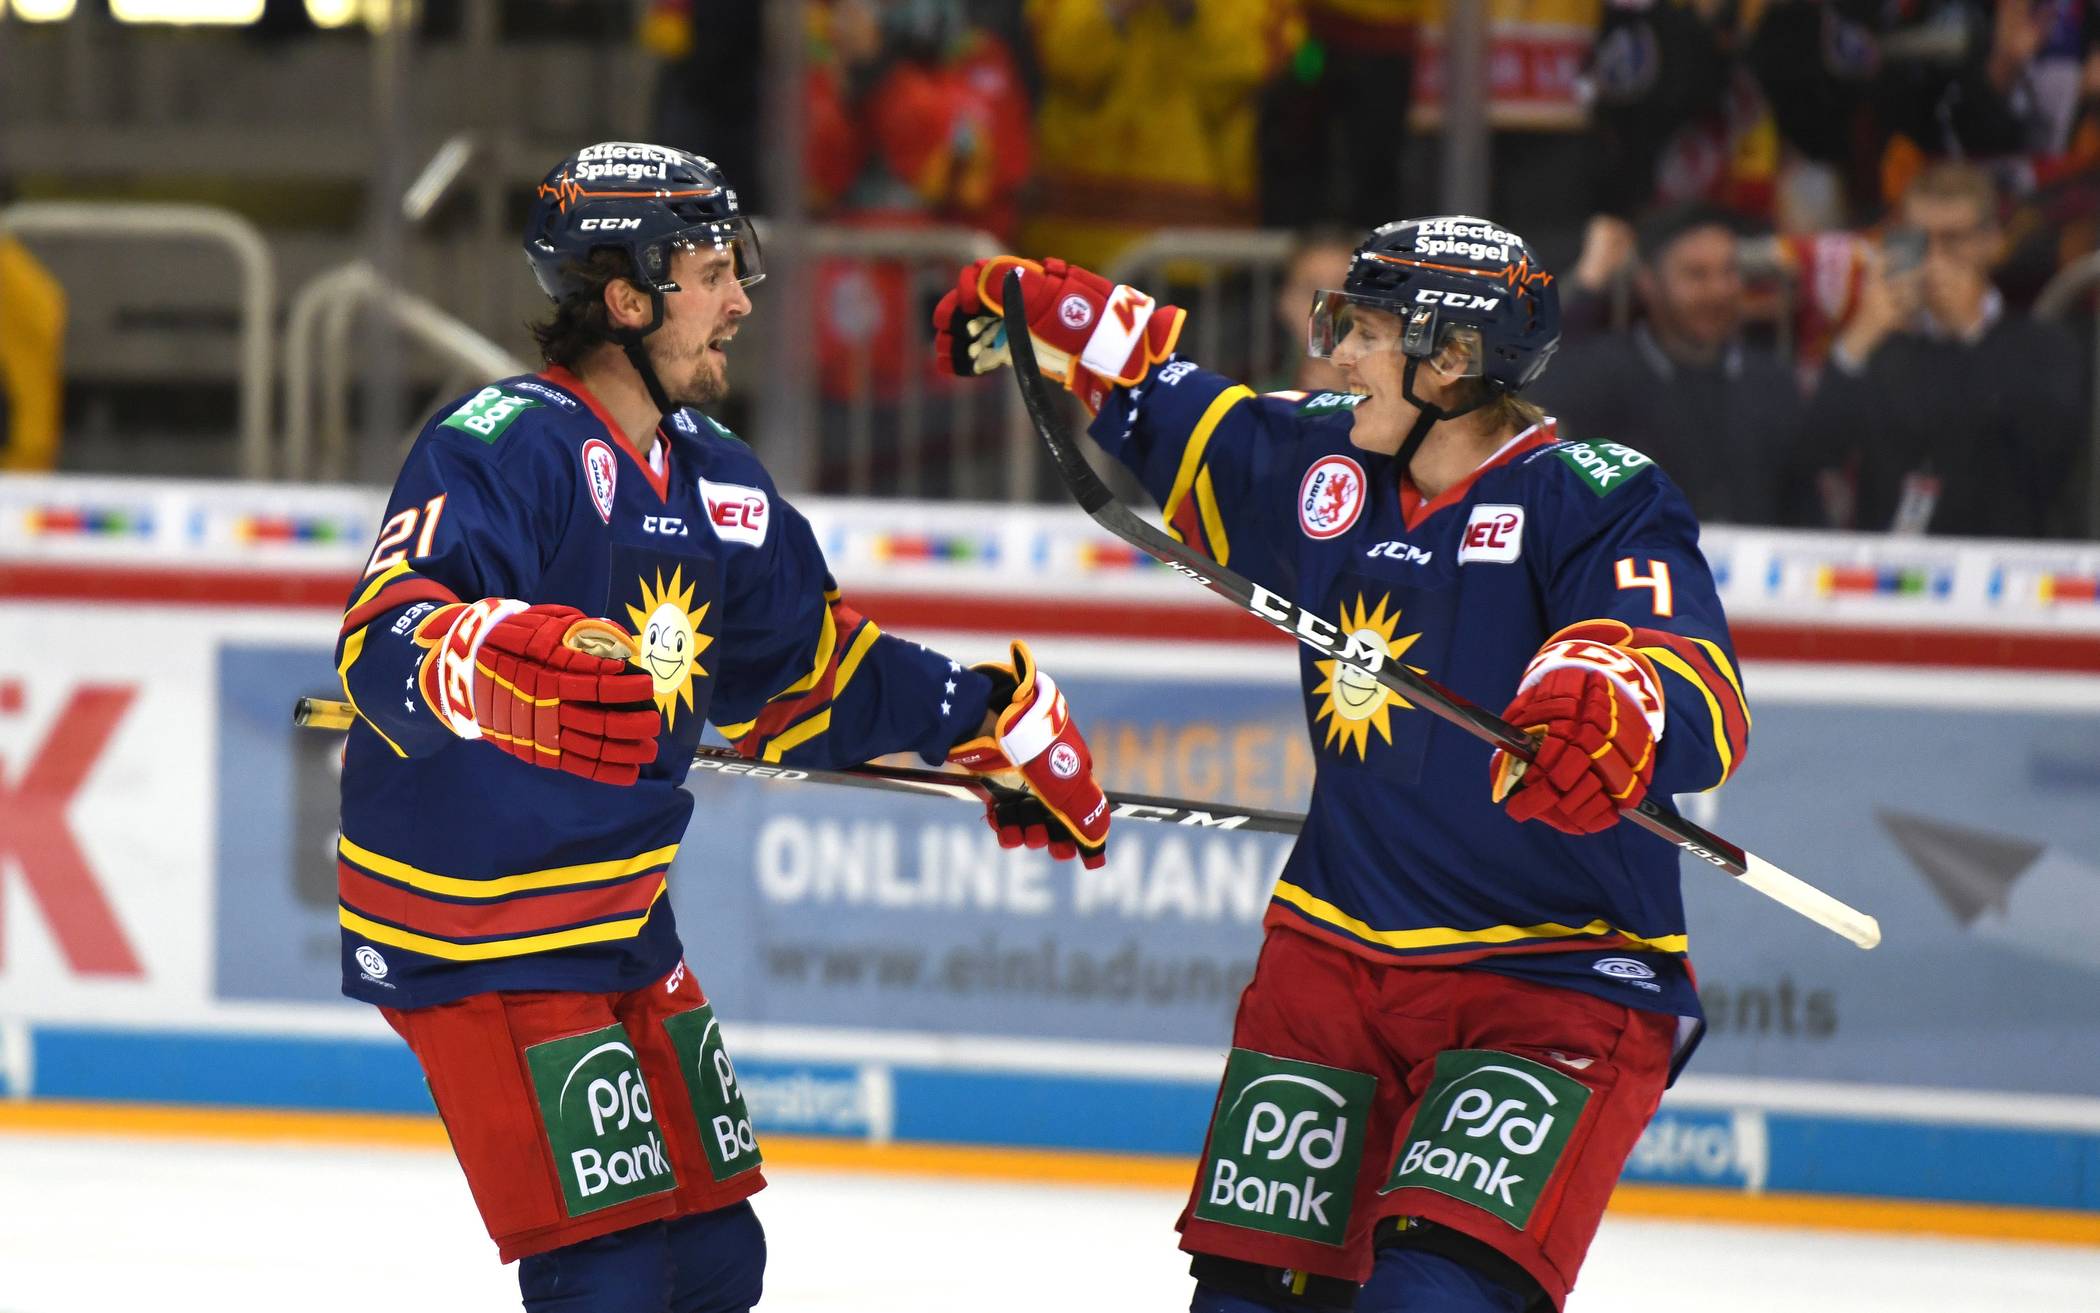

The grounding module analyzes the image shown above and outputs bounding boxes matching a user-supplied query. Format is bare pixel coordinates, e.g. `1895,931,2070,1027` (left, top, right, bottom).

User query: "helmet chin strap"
612,289,676,419
1394,355,1496,475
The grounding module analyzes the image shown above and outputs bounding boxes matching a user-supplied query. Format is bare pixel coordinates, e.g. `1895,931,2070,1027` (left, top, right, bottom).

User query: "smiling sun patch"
626,566,713,728
1311,593,1423,758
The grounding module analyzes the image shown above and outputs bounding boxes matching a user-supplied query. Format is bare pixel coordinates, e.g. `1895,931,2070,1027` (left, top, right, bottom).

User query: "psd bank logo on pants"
526,1023,677,1217
1194,1049,1376,1246
1382,1049,1592,1229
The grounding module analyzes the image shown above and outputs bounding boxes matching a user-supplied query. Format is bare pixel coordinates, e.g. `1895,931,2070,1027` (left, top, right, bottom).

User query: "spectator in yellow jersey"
1024,0,1301,272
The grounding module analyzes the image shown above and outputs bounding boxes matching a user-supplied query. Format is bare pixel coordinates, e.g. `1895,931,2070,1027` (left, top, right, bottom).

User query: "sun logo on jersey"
626,566,714,728
1311,593,1423,758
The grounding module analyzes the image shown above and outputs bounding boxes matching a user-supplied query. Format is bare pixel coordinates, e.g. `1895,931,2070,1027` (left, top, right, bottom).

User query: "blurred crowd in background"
646,0,2100,538
5,0,2100,539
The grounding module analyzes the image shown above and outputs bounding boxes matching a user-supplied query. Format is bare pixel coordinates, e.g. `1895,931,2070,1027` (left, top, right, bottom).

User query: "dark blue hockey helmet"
1308,215,1560,396
523,142,764,304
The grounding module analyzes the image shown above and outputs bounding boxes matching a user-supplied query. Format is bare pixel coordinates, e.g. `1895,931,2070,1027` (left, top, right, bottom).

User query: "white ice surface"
2,1133,2097,1312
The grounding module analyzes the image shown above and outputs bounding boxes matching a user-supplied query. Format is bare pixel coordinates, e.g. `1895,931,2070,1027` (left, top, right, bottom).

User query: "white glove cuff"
433,597,531,738
996,669,1066,766
1079,285,1156,381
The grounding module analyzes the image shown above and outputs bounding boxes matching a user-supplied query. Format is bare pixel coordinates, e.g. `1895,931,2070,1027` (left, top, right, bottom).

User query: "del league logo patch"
1059,293,1094,330
581,439,618,523
1299,455,1366,539
1457,503,1524,563
700,477,770,547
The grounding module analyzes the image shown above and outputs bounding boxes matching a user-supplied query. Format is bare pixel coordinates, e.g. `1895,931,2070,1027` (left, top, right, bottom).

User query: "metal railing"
0,201,276,480
2034,253,2100,537
1106,228,1302,388
281,261,526,483
785,224,1036,501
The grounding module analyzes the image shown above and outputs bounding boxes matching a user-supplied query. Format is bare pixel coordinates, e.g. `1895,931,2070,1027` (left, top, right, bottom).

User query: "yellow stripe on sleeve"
1689,636,1752,732
762,710,832,763
770,603,840,702
1640,646,1733,788
335,627,408,759
1271,880,1688,955
337,836,680,899
348,560,413,611
1193,467,1231,567
1162,384,1252,542
834,621,882,691
338,882,668,960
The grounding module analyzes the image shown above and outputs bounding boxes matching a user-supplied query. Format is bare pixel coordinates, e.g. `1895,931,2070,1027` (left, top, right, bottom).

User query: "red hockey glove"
414,599,661,786
1489,620,1666,835
947,640,1111,868
932,255,1185,414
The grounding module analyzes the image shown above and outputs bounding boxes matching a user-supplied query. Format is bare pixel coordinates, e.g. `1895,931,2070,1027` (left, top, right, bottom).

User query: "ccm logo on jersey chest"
643,515,688,537
1457,504,1524,563
699,477,770,546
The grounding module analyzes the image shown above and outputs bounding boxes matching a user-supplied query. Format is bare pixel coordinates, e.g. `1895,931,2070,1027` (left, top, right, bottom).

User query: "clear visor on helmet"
1306,290,1483,378
653,215,766,289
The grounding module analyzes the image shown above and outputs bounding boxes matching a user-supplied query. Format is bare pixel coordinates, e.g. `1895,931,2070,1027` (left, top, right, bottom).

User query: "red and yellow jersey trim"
1633,628,1751,790
1269,878,1689,958
718,589,884,763
1162,383,1250,566
340,560,459,636
335,836,678,961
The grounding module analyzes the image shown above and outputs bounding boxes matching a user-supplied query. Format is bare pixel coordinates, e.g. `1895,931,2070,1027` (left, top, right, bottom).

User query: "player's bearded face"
653,248,751,408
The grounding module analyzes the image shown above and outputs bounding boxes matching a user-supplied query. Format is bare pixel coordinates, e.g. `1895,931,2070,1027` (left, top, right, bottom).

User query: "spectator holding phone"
1796,161,2089,537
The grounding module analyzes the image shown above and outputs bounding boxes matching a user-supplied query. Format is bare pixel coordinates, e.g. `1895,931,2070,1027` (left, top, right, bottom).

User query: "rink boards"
3,475,2099,1232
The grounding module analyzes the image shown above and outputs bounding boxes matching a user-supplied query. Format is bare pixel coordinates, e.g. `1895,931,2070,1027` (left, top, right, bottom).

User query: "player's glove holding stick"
1489,620,1667,835
947,641,1112,869
414,599,661,786
933,255,1185,414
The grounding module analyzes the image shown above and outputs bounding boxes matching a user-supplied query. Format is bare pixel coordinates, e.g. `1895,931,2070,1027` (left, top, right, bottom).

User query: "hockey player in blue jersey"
332,143,1113,1313
935,219,1751,1311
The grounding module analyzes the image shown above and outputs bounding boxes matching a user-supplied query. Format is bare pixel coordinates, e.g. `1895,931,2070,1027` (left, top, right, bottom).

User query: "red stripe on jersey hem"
337,861,669,940
1263,901,1671,966
539,365,672,502
340,577,460,636
1399,421,1559,531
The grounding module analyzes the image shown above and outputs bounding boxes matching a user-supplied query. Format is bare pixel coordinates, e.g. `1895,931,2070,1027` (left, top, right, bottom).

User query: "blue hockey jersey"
1092,363,1751,1036
334,367,992,1008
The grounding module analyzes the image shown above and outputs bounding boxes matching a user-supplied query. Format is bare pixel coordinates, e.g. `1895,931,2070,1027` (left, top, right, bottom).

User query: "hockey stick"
292,696,1304,836
997,273,1881,950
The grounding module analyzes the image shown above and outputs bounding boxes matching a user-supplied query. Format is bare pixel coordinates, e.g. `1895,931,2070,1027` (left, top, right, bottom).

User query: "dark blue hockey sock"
517,1220,670,1313
1191,1281,1304,1313
1358,1244,1531,1313
666,1200,766,1313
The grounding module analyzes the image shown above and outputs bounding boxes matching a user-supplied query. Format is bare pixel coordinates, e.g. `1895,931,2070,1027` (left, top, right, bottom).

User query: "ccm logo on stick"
699,478,770,546
1458,504,1523,563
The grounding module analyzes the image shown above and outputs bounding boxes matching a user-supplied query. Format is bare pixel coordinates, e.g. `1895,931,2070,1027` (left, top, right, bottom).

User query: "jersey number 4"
365,494,447,577
1614,557,1674,617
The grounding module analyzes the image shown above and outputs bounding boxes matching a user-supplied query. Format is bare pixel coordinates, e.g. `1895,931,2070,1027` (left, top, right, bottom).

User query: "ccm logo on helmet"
1415,289,1501,311
579,217,644,232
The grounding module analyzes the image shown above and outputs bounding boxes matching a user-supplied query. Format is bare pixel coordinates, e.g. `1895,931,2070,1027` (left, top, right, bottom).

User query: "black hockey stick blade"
293,696,1303,837
998,272,1880,949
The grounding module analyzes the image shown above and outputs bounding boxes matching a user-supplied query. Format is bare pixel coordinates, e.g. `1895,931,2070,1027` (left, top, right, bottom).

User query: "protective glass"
696,215,766,287
654,216,767,289
1306,290,1483,377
